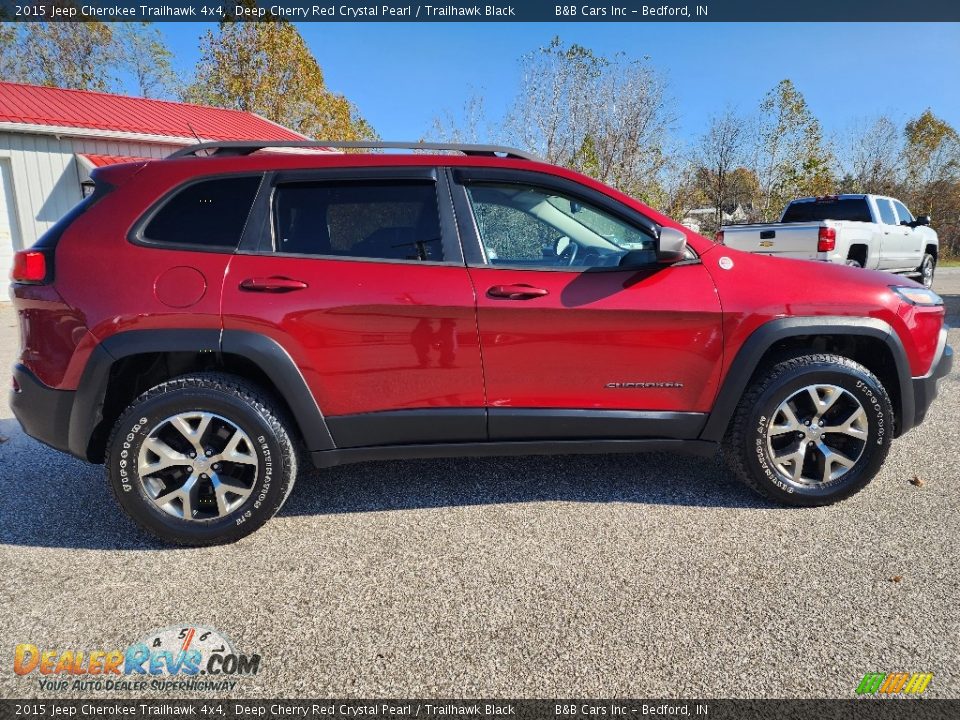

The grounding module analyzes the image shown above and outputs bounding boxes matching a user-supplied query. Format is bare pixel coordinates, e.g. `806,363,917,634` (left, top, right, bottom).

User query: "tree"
843,115,901,194
0,19,180,99
116,23,178,99
693,109,749,229
504,37,675,202
184,18,375,140
431,92,491,145
753,80,835,219
903,110,960,257
5,19,115,91
0,24,17,79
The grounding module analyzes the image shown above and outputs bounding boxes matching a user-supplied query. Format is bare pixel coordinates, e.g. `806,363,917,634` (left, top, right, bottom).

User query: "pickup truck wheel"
722,354,893,506
844,259,862,268
918,253,936,288
105,373,300,546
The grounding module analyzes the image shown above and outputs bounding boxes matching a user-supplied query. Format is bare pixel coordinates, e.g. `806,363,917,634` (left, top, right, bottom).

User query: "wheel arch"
846,244,868,266
70,329,335,462
700,317,914,442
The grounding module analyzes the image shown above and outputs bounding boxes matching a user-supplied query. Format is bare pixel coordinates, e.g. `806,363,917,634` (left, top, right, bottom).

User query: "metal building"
0,81,307,299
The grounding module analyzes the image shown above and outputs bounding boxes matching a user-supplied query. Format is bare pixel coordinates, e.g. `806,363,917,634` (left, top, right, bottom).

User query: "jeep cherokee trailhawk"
9,141,953,545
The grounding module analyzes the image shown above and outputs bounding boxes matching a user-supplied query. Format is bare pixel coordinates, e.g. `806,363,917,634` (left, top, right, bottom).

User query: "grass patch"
938,258,960,267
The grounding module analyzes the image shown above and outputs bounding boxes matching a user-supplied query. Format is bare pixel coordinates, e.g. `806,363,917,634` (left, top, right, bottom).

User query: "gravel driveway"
1,270,957,700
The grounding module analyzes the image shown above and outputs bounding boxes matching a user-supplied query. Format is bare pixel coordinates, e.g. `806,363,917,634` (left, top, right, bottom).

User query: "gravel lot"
1,270,958,700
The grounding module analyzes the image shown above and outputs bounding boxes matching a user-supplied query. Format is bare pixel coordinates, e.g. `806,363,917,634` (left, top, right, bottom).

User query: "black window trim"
447,167,693,272
236,166,466,267
128,172,267,254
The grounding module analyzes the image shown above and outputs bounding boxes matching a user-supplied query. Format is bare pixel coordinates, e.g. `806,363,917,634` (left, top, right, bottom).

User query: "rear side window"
272,181,442,261
142,176,262,248
781,198,872,223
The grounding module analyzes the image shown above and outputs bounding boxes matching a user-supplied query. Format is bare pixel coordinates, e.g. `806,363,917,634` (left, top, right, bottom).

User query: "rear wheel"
723,354,893,505
844,259,862,268
917,253,936,288
105,373,300,545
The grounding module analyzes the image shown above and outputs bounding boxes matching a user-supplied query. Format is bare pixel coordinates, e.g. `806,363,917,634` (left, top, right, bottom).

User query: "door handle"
240,276,308,292
487,284,549,300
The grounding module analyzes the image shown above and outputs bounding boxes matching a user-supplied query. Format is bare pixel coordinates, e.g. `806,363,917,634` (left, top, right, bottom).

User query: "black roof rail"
167,140,543,161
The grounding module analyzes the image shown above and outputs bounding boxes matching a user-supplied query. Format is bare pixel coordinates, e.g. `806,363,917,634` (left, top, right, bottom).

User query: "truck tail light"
11,250,49,284
817,227,836,252
715,231,724,244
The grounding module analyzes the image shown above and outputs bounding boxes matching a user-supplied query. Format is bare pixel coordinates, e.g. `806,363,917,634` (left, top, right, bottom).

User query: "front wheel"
722,354,893,506
105,373,300,545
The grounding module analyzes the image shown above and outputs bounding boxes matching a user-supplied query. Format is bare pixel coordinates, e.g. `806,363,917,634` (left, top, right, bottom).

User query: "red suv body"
9,143,953,544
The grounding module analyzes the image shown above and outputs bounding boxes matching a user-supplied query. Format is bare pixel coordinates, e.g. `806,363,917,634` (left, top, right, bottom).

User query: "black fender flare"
68,329,335,460
699,316,914,442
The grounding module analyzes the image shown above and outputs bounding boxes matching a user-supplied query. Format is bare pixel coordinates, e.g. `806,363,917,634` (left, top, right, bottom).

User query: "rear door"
448,167,723,442
220,167,486,450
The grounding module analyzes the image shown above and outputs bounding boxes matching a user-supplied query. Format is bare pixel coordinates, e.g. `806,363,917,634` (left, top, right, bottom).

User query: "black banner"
1,700,960,720
1,0,959,22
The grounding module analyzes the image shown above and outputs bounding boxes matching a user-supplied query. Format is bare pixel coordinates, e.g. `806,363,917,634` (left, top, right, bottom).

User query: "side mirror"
656,227,688,264
914,215,931,227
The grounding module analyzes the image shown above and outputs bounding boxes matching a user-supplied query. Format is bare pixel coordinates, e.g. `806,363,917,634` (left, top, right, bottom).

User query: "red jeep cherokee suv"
9,141,953,545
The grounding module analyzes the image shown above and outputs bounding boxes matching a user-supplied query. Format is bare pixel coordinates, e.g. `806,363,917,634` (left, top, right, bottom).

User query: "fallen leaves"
910,475,925,487
889,575,904,583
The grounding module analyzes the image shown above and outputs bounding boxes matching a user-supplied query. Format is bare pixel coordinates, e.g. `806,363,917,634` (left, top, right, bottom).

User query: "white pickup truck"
718,194,939,287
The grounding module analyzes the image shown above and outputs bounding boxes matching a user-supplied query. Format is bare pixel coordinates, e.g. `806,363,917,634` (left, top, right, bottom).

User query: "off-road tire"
105,373,300,545
722,354,894,506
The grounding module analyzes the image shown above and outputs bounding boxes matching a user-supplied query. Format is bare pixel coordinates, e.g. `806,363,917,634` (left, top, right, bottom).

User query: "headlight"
891,286,943,306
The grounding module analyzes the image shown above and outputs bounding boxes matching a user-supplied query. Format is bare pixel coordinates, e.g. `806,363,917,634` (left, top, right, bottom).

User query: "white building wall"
0,131,182,300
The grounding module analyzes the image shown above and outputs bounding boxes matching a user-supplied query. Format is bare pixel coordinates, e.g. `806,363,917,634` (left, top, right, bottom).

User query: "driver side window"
465,183,655,268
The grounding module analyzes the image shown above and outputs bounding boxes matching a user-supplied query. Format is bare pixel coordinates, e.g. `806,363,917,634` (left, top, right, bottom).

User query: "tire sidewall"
921,254,935,288
744,364,892,504
108,387,292,544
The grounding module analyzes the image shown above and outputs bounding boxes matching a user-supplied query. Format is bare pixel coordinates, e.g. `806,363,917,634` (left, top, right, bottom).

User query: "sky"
159,22,960,147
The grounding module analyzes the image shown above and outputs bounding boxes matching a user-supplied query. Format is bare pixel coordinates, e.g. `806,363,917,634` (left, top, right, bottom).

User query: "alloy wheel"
137,412,259,521
921,256,935,288
765,384,868,487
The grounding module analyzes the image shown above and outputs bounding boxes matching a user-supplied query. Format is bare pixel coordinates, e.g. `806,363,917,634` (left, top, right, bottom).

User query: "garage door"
0,160,19,301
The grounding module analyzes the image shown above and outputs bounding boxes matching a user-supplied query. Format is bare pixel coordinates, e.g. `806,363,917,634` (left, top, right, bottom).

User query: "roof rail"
167,140,543,161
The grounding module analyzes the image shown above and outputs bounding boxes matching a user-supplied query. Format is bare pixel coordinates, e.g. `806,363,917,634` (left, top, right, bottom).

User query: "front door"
449,168,724,442
220,167,486,449
874,197,911,269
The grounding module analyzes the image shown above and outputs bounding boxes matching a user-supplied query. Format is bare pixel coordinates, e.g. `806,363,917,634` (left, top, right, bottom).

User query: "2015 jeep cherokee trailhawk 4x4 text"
8,141,953,545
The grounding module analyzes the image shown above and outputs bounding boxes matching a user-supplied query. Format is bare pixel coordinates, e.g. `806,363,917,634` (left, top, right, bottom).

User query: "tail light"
817,227,836,252
715,231,725,244
11,250,49,284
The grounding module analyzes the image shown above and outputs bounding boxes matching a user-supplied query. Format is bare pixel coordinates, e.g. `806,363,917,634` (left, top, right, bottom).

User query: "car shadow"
0,415,776,551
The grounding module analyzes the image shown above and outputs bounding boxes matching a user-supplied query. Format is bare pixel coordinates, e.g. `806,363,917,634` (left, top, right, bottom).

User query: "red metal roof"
78,153,150,167
0,81,307,142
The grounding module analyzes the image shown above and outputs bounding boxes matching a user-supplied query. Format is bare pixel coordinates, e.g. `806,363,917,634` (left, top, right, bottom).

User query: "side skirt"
310,438,718,469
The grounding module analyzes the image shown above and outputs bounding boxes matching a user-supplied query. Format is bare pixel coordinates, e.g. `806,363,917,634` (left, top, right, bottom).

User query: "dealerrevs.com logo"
13,625,260,693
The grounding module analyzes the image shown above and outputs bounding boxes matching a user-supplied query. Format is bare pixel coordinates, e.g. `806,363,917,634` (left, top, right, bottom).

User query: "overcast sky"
160,22,960,145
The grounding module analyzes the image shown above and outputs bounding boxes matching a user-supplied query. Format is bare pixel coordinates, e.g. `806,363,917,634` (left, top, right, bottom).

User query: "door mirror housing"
913,215,931,227
656,227,688,264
